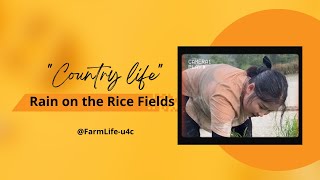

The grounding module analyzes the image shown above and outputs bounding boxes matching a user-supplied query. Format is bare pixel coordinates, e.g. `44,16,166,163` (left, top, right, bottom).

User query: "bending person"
182,56,288,137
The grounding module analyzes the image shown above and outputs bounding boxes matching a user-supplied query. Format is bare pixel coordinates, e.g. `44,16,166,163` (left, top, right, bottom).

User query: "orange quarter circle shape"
212,9,319,170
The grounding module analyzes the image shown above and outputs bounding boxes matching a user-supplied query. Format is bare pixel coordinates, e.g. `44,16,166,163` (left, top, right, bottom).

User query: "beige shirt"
182,64,249,137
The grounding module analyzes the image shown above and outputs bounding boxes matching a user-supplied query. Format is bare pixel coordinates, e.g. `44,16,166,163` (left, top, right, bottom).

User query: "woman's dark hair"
246,56,288,119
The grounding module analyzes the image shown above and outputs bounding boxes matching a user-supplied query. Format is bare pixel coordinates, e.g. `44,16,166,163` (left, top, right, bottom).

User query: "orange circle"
212,9,320,170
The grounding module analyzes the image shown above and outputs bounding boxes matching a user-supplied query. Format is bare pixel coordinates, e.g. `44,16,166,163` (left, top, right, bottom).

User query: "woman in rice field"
182,56,288,137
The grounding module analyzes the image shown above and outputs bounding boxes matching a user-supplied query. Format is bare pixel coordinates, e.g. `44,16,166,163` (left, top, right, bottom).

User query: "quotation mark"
48,64,52,68
158,64,163,68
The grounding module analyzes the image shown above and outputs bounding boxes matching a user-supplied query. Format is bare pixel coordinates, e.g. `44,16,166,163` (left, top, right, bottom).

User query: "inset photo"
178,47,302,144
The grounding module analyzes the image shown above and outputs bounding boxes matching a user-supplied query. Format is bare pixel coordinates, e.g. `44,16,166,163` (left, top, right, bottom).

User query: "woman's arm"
210,94,236,137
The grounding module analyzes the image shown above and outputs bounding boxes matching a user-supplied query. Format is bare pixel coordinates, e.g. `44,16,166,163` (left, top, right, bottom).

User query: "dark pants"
182,96,252,137
182,104,201,137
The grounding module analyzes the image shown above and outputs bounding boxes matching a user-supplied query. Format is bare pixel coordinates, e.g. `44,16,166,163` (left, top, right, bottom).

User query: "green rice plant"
274,114,299,137
230,127,249,137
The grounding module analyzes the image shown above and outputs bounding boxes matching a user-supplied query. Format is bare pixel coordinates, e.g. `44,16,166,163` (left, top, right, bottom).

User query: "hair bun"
263,56,272,69
246,56,273,78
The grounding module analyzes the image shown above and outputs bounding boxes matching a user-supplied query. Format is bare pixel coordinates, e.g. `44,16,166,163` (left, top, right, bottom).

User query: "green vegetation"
230,127,250,137
274,114,299,137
